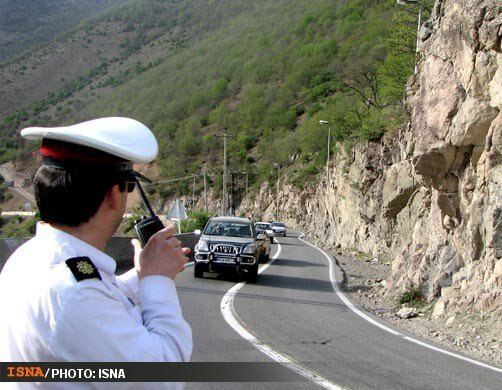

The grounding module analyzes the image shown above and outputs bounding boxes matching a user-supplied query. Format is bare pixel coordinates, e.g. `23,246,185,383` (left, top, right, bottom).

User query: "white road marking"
220,241,346,390
297,234,502,374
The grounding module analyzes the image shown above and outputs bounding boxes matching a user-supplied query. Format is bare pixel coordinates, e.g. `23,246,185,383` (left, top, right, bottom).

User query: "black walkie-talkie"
134,179,164,246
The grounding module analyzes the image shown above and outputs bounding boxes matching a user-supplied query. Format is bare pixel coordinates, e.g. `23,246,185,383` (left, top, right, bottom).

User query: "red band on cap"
40,139,124,164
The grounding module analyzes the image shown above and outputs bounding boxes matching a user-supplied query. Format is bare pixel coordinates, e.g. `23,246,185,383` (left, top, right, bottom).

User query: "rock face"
250,0,501,318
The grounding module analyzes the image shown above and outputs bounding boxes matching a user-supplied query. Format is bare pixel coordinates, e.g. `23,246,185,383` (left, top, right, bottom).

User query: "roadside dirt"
0,162,36,210
333,250,501,368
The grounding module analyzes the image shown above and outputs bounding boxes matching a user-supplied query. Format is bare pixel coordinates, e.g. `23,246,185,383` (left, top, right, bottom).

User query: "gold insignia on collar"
77,260,95,275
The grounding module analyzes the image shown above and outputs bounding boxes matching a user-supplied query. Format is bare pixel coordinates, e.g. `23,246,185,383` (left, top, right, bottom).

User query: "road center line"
220,240,346,390
297,234,502,374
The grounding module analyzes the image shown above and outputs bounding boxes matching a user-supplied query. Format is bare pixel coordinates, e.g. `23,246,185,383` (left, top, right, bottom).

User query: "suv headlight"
242,243,255,254
197,240,209,252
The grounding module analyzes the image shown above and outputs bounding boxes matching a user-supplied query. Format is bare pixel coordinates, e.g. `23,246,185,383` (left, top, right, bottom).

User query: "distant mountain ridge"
0,0,130,63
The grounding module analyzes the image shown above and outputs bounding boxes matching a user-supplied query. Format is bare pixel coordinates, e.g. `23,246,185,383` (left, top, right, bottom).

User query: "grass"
397,285,426,308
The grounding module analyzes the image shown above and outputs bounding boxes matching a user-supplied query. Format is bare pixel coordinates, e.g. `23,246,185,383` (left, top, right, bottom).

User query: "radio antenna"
135,179,155,217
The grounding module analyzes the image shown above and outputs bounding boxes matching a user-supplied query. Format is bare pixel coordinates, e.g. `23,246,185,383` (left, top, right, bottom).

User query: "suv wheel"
194,263,204,278
246,264,258,283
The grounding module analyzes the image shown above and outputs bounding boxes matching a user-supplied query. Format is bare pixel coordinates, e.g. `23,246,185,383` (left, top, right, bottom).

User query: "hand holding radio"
131,178,190,280
132,227,189,280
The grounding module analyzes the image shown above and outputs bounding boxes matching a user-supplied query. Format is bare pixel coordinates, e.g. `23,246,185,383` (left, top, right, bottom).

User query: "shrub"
397,286,425,308
175,211,213,233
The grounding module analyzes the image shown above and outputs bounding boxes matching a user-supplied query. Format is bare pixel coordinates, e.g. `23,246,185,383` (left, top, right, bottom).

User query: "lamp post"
397,0,422,74
319,119,331,186
223,129,228,215
203,167,208,213
192,174,196,210
273,163,280,221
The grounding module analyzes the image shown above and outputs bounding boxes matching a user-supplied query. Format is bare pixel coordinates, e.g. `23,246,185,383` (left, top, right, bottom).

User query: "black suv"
193,217,264,282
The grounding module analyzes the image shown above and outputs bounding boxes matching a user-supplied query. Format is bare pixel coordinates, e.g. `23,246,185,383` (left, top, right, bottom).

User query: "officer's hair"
34,166,128,227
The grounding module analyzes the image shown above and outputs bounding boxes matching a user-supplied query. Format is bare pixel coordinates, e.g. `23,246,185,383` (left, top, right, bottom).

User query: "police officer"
0,117,192,388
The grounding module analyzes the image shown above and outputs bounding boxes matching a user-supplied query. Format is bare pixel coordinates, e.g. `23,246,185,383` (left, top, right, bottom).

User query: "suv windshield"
271,222,285,227
204,221,253,238
255,223,269,230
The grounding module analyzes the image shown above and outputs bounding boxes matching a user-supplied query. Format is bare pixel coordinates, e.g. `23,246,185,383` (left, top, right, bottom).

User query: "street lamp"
273,163,280,221
222,129,228,215
192,174,196,210
397,0,422,74
202,167,208,213
319,119,331,186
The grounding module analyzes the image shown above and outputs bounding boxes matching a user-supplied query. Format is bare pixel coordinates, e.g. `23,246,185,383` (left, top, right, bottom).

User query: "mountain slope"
1,0,417,200
0,0,130,63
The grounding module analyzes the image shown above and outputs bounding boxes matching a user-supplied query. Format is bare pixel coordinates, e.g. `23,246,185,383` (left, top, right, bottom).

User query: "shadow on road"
256,273,333,293
178,284,350,311
273,241,309,247
270,257,325,268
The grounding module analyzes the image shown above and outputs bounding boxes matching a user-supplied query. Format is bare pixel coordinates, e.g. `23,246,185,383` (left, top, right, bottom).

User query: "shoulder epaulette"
65,257,102,282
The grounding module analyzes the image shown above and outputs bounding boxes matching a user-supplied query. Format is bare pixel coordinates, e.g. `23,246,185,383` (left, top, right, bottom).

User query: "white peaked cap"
21,117,158,163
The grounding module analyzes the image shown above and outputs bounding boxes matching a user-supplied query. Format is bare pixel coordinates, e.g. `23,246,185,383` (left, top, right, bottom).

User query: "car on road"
193,216,267,282
254,222,275,243
270,221,287,237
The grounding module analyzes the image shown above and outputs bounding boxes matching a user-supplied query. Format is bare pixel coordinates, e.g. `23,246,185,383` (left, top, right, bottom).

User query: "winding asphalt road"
176,232,502,389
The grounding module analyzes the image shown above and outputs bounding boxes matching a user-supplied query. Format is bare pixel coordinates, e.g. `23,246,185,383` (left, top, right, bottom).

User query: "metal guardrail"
1,211,37,217
0,233,199,273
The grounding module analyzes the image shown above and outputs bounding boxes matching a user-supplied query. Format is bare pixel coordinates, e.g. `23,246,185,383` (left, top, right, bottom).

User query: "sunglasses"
126,181,136,193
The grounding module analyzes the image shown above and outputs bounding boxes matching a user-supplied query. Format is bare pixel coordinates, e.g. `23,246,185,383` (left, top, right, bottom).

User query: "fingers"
131,238,142,252
131,238,142,268
136,229,191,280
167,237,182,248
152,226,176,240
150,227,183,247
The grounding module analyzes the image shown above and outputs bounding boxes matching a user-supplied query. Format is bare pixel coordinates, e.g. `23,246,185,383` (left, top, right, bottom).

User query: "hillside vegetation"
0,0,432,207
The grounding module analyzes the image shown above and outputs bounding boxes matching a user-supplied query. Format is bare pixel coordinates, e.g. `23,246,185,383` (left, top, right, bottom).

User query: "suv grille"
211,244,240,254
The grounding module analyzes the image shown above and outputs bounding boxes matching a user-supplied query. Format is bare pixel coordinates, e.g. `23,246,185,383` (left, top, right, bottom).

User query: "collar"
35,222,117,275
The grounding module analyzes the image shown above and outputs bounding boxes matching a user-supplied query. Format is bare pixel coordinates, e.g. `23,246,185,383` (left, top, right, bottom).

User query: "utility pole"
230,171,236,216
242,171,248,215
273,163,280,221
223,129,227,215
214,129,236,215
203,168,207,213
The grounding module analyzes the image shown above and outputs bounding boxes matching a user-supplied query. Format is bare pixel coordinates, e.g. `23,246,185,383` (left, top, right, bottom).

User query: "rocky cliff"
252,0,501,318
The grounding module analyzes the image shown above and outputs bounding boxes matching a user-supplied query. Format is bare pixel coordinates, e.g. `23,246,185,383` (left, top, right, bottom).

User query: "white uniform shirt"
0,223,192,389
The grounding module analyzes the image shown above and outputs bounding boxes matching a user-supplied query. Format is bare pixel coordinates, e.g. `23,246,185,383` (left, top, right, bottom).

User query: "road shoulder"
333,249,501,368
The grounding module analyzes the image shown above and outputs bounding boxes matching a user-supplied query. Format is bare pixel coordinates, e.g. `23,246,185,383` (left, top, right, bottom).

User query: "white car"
270,221,286,237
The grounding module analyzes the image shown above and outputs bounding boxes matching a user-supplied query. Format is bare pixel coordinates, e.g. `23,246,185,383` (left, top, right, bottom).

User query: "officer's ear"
104,184,122,211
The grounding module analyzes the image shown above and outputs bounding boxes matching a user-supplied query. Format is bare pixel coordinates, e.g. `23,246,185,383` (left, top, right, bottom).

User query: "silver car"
270,221,287,237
